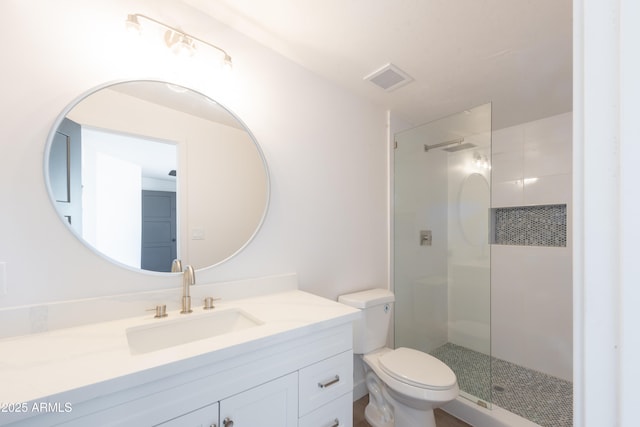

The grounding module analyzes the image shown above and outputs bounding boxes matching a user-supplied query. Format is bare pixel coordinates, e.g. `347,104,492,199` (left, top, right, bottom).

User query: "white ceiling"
181,0,572,130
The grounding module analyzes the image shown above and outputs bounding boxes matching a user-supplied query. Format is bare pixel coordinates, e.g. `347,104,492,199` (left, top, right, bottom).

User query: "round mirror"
45,80,269,273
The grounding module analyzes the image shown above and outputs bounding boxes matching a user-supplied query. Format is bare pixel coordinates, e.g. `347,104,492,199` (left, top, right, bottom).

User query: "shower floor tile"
430,343,573,427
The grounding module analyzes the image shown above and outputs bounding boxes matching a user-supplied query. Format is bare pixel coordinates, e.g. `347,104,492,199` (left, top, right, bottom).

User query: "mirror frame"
43,79,270,275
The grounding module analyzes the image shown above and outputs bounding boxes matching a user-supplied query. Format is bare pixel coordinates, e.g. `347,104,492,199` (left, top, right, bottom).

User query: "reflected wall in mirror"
45,81,269,273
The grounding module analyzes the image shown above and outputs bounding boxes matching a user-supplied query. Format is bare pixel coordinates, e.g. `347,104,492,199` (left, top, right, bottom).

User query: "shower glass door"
393,103,492,407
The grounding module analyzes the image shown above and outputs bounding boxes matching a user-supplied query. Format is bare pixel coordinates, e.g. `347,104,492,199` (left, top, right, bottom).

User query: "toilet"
339,289,459,427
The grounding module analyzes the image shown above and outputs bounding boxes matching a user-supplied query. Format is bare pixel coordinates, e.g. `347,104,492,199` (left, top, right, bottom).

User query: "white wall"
0,0,388,317
574,1,640,424
491,112,573,381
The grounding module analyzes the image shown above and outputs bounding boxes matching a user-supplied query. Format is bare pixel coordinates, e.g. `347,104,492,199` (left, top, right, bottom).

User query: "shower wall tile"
492,151,523,182
492,124,523,154
491,245,573,381
524,174,572,206
491,112,572,208
523,112,571,149
448,265,491,354
490,112,573,383
492,180,524,207
523,141,572,178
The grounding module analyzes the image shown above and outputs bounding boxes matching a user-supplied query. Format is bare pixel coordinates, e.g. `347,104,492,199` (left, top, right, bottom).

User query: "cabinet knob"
223,417,234,427
328,419,340,427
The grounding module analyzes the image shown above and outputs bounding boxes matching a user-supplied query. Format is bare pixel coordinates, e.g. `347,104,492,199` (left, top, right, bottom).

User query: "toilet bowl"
363,347,459,427
339,289,459,427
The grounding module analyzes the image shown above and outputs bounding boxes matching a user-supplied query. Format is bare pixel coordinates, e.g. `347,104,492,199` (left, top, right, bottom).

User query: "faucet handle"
203,297,221,310
147,304,168,318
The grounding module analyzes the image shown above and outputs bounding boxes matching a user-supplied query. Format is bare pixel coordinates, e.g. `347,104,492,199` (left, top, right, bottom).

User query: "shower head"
424,137,477,152
442,142,477,152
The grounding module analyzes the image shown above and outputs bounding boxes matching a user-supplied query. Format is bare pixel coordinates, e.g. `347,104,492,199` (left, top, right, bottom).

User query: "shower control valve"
420,230,432,246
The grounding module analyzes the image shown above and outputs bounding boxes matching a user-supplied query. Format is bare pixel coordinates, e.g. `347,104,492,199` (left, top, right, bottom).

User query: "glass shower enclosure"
393,103,492,406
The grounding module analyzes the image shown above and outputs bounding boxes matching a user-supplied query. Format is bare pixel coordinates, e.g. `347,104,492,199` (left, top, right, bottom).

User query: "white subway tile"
524,143,572,177
523,173,571,205
523,112,572,148
492,125,524,154
492,151,523,182
492,180,524,207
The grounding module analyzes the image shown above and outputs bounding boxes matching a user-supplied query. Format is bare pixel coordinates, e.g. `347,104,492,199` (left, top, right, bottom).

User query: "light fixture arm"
126,13,232,66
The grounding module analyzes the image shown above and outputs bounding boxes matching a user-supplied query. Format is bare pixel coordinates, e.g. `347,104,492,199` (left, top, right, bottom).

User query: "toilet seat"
379,347,456,390
363,347,459,408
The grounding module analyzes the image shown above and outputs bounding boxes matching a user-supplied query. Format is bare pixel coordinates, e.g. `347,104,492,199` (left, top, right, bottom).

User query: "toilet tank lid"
338,289,394,308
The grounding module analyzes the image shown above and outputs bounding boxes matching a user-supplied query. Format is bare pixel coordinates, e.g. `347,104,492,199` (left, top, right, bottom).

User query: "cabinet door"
155,402,219,427
220,372,298,427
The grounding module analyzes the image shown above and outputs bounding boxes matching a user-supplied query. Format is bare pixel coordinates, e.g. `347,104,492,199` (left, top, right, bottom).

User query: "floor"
430,343,573,427
354,395,471,427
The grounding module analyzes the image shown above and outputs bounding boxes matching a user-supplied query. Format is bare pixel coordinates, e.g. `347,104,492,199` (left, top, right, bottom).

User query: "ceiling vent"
364,63,413,92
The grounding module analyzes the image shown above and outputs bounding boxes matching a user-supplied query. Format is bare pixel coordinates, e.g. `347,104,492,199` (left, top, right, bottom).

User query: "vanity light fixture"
125,13,233,68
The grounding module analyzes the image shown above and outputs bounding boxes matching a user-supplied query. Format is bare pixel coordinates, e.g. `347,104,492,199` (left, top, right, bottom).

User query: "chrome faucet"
180,265,196,314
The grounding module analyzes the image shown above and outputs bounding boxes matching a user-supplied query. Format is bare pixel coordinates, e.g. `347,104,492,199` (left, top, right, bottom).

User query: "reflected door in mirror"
141,190,177,272
49,118,82,234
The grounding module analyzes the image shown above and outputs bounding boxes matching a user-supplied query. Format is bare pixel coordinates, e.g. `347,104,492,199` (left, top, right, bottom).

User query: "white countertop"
0,290,359,407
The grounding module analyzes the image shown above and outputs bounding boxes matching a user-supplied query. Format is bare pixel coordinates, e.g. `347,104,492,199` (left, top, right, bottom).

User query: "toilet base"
389,400,436,427
364,394,437,427
364,402,393,427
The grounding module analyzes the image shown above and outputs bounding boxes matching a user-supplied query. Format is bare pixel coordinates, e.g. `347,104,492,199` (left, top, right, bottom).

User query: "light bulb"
165,30,196,58
125,14,142,35
223,54,233,70
173,35,196,57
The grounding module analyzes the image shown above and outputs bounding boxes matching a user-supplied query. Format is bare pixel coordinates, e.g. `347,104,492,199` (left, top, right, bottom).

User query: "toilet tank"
338,289,395,354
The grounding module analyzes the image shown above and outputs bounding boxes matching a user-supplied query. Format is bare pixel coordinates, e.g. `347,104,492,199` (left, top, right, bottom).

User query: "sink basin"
126,308,263,354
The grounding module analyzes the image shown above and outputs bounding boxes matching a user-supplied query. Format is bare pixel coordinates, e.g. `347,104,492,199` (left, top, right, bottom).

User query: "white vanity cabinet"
8,322,353,427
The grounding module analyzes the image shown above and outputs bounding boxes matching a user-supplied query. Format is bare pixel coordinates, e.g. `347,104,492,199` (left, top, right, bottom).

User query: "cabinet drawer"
155,402,219,426
298,392,352,427
299,350,353,416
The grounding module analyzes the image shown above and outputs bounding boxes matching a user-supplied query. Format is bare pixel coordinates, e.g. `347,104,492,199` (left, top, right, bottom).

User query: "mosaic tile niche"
492,204,567,247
